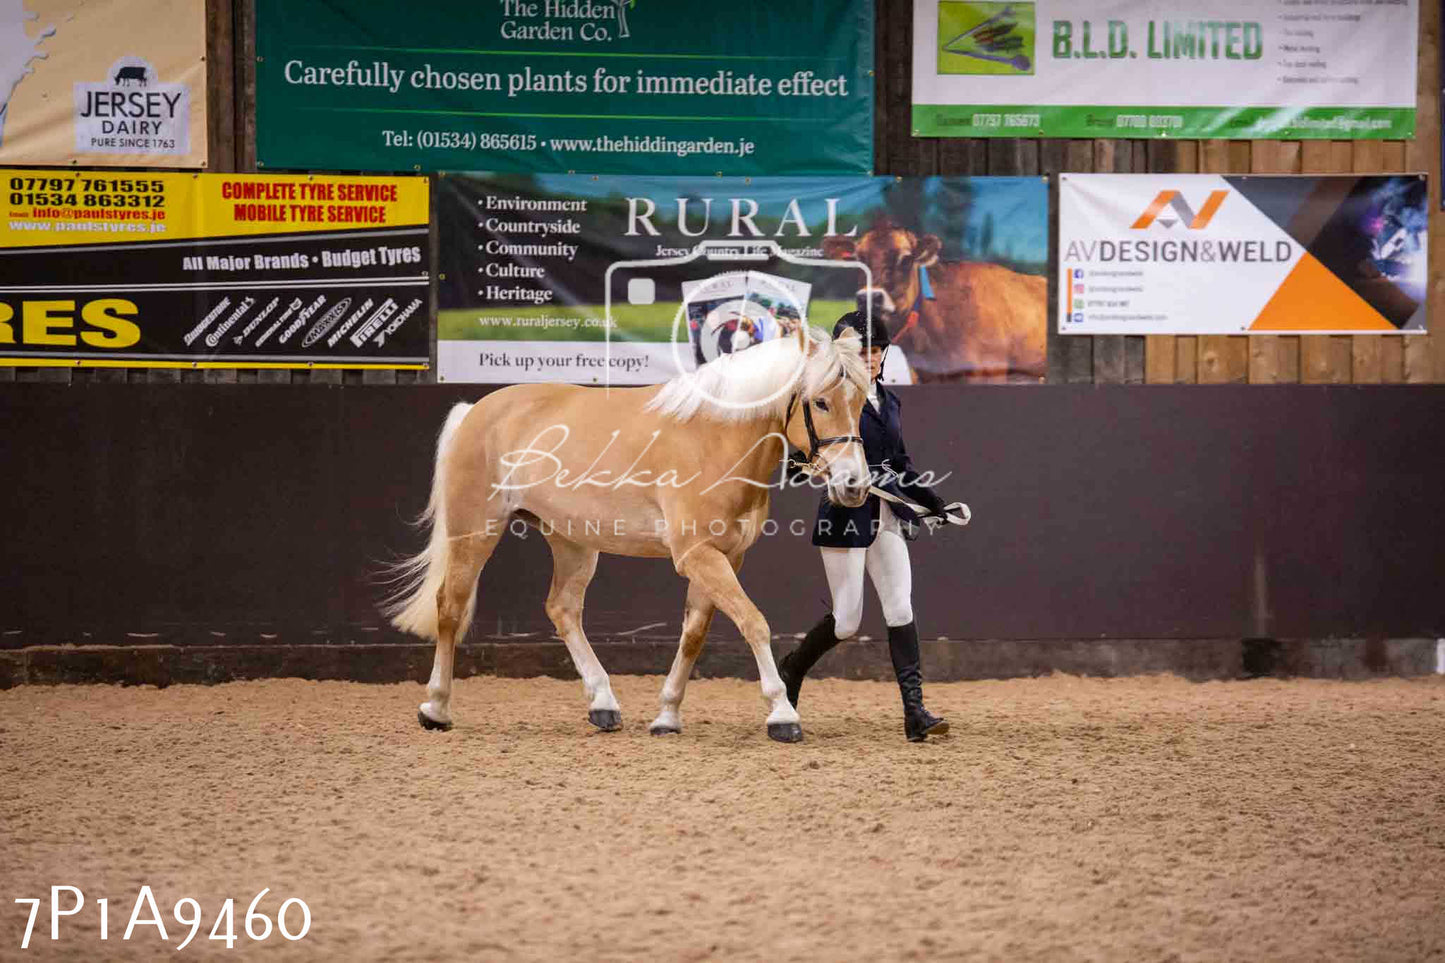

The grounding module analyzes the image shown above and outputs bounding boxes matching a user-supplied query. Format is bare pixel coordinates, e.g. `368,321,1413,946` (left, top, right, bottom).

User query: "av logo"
1130,190,1229,230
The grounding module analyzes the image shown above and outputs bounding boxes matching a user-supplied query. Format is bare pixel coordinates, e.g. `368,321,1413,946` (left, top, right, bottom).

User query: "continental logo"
1130,190,1229,230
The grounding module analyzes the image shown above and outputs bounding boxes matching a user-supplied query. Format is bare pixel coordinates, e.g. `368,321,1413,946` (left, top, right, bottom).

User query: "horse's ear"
913,233,942,267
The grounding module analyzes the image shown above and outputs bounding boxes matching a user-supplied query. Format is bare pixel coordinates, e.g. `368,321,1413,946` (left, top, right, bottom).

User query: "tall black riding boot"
776,613,841,708
887,621,950,742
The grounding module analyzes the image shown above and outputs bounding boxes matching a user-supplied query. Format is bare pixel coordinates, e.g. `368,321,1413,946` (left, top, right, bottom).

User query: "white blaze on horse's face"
797,378,868,509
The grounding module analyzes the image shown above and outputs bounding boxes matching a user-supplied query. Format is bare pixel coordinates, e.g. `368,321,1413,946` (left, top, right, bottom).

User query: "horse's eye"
813,399,829,412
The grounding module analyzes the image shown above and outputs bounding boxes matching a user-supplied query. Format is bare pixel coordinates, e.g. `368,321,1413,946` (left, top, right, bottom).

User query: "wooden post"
1060,140,1095,383
1403,0,1441,383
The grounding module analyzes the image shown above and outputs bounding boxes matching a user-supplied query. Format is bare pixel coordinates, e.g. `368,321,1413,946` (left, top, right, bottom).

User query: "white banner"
912,0,1417,140
1059,174,1428,335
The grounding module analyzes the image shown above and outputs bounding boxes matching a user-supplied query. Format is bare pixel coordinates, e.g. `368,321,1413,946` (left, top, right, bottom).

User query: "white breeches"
820,501,914,640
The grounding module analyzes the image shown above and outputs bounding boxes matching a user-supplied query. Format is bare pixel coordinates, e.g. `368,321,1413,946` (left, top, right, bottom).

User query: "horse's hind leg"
420,531,499,730
650,581,716,735
544,534,622,731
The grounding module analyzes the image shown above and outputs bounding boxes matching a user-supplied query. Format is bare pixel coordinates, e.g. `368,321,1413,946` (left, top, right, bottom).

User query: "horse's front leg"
676,543,801,743
544,534,621,731
650,580,717,735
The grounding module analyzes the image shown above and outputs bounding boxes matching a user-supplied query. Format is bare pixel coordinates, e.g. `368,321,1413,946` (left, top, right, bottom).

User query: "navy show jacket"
811,382,947,548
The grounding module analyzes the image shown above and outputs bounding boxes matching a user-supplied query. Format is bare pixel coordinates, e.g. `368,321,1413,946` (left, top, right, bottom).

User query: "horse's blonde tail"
382,402,474,641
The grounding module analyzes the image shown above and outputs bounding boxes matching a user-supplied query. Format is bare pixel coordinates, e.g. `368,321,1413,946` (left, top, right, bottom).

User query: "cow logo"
112,63,149,86
937,2,1036,75
73,57,190,156
1130,190,1230,230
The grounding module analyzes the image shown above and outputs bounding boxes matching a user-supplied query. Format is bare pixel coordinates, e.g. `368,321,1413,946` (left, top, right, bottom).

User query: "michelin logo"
74,57,189,155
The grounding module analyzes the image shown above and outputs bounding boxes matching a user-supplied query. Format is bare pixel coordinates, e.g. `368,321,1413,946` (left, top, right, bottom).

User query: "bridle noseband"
784,365,863,471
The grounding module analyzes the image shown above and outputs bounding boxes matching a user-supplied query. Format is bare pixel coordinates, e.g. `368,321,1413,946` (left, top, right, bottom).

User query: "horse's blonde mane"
646,327,868,424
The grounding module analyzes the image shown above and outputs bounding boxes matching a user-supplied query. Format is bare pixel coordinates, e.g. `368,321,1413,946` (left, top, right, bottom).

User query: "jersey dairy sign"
74,58,189,156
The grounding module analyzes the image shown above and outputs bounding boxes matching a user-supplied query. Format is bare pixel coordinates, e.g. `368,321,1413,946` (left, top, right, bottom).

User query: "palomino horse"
385,328,870,742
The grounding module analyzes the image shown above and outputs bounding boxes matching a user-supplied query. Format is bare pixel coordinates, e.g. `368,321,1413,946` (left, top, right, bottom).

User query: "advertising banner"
437,173,1048,384
0,0,207,167
912,0,1417,140
255,0,873,176
0,170,431,368
1059,174,1428,335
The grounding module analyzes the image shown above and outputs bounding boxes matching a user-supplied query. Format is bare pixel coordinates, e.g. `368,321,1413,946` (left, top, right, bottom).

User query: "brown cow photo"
823,217,1046,383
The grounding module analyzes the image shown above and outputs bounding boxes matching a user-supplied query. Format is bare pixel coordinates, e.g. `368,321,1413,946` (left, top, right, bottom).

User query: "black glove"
924,501,972,532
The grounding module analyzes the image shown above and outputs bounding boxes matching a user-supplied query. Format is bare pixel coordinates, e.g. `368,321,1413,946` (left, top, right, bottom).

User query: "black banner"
0,170,431,369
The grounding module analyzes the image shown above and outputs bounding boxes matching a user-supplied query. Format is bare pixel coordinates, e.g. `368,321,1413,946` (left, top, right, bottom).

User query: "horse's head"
784,328,869,508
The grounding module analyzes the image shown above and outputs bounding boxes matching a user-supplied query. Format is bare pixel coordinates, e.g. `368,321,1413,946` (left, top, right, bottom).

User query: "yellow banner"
1,170,430,248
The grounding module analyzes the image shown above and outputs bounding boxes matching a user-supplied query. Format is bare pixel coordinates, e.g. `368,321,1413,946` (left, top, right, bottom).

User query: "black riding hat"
833,310,890,351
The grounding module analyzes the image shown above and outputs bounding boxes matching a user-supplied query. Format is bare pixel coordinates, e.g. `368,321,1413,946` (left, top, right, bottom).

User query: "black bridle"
784,365,863,469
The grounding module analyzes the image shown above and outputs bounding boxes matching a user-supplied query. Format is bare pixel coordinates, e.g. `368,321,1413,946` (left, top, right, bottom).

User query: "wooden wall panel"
4,0,1441,387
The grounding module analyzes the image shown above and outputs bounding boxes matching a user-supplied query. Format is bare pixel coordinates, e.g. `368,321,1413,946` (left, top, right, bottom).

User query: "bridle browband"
784,364,863,469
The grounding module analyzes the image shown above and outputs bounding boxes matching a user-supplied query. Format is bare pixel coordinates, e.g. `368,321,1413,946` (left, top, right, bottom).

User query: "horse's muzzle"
829,479,870,509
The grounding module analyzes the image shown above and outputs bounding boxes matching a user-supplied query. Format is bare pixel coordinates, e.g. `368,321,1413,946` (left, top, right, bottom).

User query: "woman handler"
777,311,953,742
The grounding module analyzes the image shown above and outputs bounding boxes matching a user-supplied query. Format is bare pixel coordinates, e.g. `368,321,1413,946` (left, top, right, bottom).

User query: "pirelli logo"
1130,190,1230,230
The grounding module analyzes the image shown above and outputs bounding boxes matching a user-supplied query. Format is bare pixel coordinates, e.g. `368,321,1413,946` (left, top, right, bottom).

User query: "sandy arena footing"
3,674,1443,961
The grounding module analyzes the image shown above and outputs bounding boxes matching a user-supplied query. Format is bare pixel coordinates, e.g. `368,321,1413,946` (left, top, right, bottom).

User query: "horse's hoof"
588,708,623,732
649,725,681,736
767,722,804,744
417,710,452,732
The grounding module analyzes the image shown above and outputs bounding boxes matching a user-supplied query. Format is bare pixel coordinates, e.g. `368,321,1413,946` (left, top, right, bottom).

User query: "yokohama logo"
1130,190,1230,229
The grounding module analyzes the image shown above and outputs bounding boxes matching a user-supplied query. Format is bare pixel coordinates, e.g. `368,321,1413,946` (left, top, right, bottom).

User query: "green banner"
256,0,873,175
913,105,1416,140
